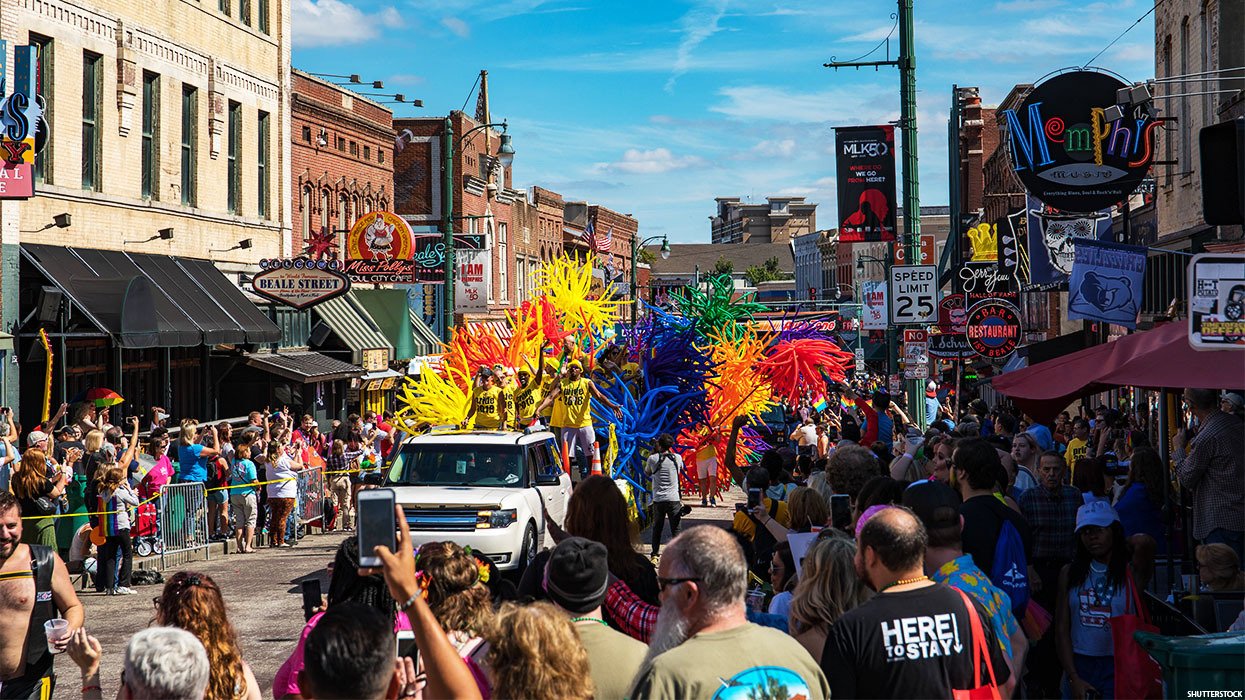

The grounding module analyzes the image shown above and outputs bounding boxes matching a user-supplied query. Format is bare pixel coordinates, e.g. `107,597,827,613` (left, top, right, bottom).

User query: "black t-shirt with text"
821,582,1011,698
960,494,1033,575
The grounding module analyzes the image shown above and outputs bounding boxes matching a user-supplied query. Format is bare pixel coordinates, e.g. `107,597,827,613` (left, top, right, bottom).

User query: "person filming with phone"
732,467,790,578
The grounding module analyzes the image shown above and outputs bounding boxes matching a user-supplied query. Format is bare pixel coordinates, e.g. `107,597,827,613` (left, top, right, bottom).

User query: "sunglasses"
656,576,700,592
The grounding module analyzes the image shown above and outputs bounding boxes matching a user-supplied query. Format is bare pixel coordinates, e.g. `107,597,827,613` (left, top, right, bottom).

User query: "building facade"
710,196,816,244
792,231,822,301
2,0,292,418
291,69,393,257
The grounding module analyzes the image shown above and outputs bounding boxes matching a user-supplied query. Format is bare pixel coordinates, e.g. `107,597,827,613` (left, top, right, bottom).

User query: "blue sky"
292,0,1156,243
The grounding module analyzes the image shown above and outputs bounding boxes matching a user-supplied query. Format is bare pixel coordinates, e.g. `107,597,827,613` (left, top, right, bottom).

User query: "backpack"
990,519,1030,618
207,456,229,489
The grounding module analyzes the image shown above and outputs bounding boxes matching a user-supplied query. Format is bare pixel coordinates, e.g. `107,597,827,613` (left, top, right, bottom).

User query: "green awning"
313,293,393,366
409,309,441,356
351,289,418,361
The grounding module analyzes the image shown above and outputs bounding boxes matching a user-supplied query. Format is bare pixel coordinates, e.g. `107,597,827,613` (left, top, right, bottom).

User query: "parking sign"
889,265,938,324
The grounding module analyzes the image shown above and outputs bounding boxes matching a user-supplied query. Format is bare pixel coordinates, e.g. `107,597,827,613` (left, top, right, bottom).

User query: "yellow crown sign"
967,223,998,262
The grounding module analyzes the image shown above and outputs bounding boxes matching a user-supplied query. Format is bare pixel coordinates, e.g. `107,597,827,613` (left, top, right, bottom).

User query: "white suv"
383,429,571,573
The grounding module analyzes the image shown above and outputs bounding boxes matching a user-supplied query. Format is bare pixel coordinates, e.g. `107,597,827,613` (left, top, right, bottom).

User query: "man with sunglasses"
629,525,828,700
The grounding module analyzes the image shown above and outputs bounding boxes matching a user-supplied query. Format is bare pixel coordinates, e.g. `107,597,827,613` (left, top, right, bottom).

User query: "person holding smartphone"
265,441,304,547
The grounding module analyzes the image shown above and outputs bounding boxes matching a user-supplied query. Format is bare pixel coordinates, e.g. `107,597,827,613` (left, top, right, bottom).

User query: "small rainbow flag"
813,395,828,414
839,395,857,413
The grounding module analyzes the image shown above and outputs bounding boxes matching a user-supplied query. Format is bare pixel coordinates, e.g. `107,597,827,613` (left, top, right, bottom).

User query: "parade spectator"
732,467,791,577
1020,452,1082,595
1053,411,1071,446
139,428,174,500
543,537,646,699
786,486,830,533
952,438,1033,578
325,439,353,532
199,432,231,541
1055,501,1132,700
790,415,818,456
645,433,684,560
0,491,84,698
857,388,895,452
1196,543,1245,592
227,443,259,554
820,506,1013,697
265,441,303,548
994,412,1018,442
815,419,832,459
825,444,878,509
1074,456,1111,503
416,541,494,692
1221,391,1245,420
523,475,660,621
1175,387,1245,560
1114,446,1167,553
1064,418,1091,472
768,541,797,617
67,626,210,700
217,422,236,462
1009,431,1041,494
176,420,219,485
94,456,139,595
630,525,829,700
904,481,1027,679
12,448,67,549
487,602,592,700
154,571,261,700
787,535,870,661
298,604,397,700
928,436,955,483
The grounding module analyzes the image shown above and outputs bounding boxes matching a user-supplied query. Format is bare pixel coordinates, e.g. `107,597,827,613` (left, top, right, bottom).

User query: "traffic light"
1200,117,1245,225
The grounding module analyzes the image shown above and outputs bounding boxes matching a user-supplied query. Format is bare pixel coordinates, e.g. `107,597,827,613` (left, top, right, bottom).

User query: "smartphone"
830,494,852,531
735,502,747,513
747,488,762,509
396,629,418,658
357,488,396,569
301,579,322,621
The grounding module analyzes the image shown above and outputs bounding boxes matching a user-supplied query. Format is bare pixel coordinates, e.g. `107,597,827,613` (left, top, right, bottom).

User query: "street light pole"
631,234,669,327
898,0,925,428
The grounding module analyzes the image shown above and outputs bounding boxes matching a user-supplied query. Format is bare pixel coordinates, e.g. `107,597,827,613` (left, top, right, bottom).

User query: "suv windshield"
387,444,526,488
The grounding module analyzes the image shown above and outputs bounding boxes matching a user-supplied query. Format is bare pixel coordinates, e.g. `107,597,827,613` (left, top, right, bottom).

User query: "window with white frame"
498,221,508,303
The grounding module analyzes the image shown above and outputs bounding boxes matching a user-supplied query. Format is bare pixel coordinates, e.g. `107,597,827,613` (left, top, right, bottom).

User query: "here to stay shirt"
821,582,1011,699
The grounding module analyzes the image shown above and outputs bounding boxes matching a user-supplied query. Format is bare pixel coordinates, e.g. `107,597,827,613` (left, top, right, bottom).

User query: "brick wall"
290,70,393,256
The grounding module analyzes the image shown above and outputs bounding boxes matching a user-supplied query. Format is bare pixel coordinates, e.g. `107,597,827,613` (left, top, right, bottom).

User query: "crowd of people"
1,377,1242,699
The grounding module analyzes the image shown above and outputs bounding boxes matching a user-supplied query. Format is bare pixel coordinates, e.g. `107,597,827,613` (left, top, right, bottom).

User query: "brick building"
710,196,816,244
1,0,293,420
291,69,394,256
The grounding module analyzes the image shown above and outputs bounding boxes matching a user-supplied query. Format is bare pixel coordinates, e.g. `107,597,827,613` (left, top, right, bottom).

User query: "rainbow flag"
813,395,829,414
839,395,857,413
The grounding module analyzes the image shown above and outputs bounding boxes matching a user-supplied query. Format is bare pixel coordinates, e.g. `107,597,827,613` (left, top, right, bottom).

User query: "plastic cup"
746,589,765,613
44,619,69,654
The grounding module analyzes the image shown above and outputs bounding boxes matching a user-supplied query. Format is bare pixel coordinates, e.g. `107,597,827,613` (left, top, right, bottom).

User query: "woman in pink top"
138,428,174,500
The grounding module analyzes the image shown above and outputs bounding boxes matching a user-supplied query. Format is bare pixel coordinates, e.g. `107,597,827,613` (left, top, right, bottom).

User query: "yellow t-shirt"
474,386,504,430
515,376,543,423
539,374,557,420
559,377,593,429
732,498,791,541
1065,437,1089,473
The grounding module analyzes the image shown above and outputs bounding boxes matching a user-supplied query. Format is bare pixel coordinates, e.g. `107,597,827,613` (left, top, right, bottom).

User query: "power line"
459,72,482,115
1083,0,1168,69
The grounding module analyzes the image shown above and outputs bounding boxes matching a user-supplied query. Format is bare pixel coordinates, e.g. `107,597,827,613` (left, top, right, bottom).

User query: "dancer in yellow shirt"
466,372,508,430
536,360,621,475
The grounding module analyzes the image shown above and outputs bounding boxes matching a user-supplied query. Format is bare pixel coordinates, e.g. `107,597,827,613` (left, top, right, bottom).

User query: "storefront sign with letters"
252,258,350,310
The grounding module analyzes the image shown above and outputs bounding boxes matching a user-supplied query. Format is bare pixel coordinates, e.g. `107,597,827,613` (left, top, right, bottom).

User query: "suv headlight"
476,509,517,529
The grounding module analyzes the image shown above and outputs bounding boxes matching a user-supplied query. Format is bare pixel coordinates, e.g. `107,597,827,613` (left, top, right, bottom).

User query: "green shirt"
629,623,830,700
574,620,647,700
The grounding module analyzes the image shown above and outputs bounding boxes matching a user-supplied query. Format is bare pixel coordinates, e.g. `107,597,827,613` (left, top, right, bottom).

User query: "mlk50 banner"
835,125,897,243
1068,238,1146,330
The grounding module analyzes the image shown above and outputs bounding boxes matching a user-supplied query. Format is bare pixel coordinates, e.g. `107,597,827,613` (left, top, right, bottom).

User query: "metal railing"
158,482,210,569
296,467,325,530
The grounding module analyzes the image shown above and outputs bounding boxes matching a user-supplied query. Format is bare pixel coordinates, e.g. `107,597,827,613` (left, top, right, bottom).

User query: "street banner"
252,258,350,310
1025,194,1114,288
454,248,490,312
889,265,938,325
1000,70,1156,213
1187,253,1245,350
344,211,416,284
1068,238,1146,330
965,300,1021,360
860,281,889,330
835,125,898,243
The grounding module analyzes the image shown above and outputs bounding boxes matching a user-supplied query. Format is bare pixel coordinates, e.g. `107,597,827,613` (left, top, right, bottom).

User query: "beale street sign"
253,258,350,310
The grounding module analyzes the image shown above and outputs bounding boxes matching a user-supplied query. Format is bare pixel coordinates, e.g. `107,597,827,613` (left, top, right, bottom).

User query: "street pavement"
58,486,741,699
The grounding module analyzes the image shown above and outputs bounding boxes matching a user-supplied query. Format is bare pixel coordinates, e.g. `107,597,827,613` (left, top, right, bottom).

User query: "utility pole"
441,116,455,341
827,0,924,427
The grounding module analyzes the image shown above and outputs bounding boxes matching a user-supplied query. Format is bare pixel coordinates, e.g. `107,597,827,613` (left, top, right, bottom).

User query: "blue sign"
1068,238,1146,330
1026,193,1114,288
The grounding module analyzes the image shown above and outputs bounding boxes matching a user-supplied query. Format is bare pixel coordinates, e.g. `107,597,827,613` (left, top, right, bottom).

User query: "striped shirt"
1176,411,1244,539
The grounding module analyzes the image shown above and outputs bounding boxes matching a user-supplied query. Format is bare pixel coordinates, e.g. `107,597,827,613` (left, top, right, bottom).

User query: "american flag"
581,220,613,253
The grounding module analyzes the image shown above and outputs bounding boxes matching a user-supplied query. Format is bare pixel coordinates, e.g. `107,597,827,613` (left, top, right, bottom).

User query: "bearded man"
628,525,828,700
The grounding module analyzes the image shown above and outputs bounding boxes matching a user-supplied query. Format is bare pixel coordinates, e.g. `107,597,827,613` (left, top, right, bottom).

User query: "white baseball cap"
26,430,49,446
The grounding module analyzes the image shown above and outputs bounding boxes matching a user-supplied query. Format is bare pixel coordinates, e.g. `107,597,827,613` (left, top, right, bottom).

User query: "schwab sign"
1001,70,1155,213
253,258,350,310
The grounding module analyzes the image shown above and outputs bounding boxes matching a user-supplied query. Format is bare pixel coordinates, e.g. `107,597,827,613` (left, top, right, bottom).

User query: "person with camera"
645,434,686,561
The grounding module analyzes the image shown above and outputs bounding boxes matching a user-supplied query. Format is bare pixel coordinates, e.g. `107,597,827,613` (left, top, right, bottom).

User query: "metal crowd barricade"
296,466,325,531
158,481,210,569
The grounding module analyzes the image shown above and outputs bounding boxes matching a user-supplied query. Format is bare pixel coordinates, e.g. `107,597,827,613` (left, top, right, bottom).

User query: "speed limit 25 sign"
889,264,938,325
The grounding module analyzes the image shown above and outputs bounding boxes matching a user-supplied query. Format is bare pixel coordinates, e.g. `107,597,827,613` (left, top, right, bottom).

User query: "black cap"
901,480,962,532
545,537,609,614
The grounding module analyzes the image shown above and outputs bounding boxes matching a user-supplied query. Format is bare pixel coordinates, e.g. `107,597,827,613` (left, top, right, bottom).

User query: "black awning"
244,351,362,383
22,244,279,349
178,258,280,344
1020,330,1088,366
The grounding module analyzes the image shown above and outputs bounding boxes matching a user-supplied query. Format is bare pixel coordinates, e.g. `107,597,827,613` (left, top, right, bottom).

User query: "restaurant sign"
253,258,350,310
344,211,416,284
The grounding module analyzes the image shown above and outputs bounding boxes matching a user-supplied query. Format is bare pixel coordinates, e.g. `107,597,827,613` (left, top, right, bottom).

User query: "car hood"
390,486,522,509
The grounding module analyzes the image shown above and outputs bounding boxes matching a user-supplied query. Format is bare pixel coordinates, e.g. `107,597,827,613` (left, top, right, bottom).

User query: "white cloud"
748,138,797,157
441,16,470,37
599,148,707,174
712,84,896,124
665,0,730,92
292,0,402,47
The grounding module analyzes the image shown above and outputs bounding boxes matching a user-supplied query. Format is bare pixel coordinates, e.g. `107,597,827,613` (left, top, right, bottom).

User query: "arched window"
1179,17,1191,173
1163,35,1173,185
338,192,348,230
351,194,360,225
320,189,331,234
300,185,312,242
364,197,374,214
378,198,388,212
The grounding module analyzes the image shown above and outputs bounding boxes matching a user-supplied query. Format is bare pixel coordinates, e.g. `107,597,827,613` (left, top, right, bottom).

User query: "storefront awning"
313,292,394,365
22,244,279,348
469,320,512,341
244,351,363,383
351,288,418,360
409,310,441,356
